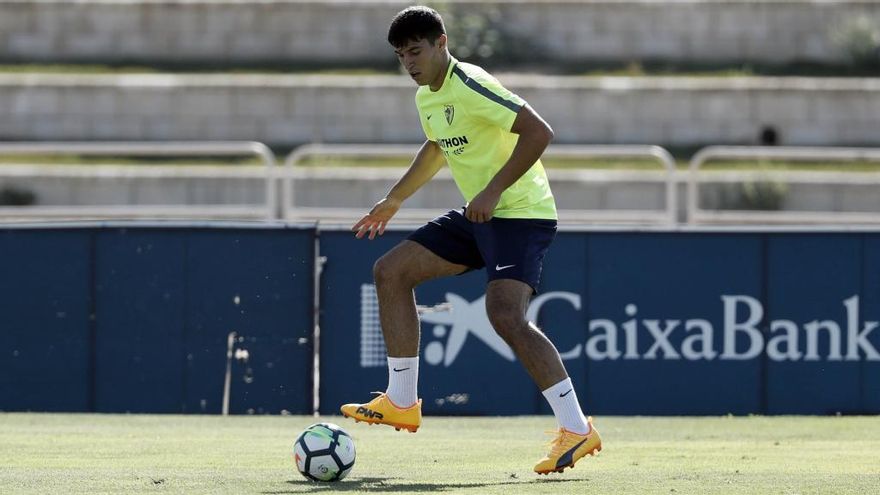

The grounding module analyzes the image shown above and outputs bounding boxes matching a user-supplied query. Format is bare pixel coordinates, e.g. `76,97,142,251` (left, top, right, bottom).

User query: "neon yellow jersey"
415,58,557,220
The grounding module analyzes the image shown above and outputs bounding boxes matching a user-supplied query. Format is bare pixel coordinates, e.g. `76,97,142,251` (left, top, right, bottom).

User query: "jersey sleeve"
453,66,525,131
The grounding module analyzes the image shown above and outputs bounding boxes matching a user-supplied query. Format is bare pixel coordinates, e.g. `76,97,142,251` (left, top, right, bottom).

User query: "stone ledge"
0,74,878,146
1,73,878,91
0,1,877,65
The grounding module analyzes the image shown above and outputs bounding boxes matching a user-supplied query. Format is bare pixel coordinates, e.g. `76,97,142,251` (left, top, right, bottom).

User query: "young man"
340,6,601,474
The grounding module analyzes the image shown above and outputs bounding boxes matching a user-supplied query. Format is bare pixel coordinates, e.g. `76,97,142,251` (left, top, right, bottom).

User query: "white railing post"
0,141,278,221
282,143,678,226
688,146,880,225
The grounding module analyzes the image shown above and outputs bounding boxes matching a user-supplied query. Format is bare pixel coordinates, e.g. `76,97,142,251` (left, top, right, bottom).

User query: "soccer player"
340,6,601,474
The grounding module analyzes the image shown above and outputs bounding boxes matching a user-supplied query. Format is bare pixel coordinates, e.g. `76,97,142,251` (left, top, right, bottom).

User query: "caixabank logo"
359,284,880,367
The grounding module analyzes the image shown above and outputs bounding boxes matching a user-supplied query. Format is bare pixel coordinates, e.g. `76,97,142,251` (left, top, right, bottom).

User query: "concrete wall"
1,73,878,146
0,1,878,65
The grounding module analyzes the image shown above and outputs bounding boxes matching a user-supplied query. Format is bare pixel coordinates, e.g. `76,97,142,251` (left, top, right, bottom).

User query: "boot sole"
341,412,419,433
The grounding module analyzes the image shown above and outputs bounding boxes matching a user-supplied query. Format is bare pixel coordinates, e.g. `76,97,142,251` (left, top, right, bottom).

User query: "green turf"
0,414,878,494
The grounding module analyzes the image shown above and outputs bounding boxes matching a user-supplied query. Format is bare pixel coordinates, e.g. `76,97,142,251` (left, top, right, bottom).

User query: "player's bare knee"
372,256,396,286
486,307,528,341
373,255,410,289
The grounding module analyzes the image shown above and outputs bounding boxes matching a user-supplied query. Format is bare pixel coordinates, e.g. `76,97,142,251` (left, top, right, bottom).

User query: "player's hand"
352,196,402,239
465,188,501,223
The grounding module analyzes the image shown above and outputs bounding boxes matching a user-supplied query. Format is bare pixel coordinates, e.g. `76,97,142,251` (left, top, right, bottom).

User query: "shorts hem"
486,275,540,295
405,237,476,274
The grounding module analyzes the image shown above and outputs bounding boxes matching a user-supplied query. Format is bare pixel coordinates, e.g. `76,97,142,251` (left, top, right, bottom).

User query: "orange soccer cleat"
340,392,422,433
534,418,602,474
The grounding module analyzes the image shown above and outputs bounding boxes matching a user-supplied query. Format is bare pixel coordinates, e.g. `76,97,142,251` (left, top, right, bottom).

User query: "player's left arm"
465,104,554,223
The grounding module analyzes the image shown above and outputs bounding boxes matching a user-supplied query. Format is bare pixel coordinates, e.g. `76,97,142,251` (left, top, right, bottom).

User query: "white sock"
385,356,419,407
542,377,590,435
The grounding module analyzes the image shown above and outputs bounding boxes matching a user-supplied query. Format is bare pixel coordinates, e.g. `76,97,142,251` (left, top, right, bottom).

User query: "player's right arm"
352,139,444,239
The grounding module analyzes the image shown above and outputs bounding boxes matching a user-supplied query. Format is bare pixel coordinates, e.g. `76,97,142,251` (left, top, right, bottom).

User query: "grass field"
1,414,878,494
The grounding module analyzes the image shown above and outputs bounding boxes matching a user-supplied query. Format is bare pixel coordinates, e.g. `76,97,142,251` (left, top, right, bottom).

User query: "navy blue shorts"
407,208,557,292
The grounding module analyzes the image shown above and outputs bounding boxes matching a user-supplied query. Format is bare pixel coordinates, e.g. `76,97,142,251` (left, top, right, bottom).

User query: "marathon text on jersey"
437,135,469,148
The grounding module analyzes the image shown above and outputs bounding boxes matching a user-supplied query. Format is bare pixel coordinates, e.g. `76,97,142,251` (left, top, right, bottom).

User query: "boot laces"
544,429,570,455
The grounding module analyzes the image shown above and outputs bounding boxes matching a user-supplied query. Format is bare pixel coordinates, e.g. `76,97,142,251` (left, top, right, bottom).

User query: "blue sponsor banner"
0,230,92,412
584,233,764,415
95,229,188,413
766,234,863,414
319,229,542,415
2,225,314,414
183,229,314,414
317,230,402,415
863,235,880,413
95,228,316,414
319,229,880,416
2,224,880,415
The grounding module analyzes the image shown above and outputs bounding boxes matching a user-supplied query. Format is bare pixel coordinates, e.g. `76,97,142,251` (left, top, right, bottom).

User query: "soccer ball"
293,422,356,482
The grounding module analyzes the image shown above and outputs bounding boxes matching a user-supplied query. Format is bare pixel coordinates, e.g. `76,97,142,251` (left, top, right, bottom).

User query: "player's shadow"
264,476,580,493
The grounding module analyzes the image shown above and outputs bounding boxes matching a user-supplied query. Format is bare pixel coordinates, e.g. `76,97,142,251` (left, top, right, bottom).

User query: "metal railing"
7,142,880,226
687,146,880,225
281,143,420,223
0,141,277,220
282,143,678,225
543,145,677,225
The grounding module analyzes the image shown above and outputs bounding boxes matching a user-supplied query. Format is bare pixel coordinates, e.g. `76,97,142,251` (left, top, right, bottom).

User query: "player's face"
394,35,447,87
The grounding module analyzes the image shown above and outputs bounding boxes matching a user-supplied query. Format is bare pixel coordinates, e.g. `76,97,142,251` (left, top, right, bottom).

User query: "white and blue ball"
293,422,356,482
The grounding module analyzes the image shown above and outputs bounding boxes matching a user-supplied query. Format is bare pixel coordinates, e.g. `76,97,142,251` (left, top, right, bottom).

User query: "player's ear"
436,33,448,51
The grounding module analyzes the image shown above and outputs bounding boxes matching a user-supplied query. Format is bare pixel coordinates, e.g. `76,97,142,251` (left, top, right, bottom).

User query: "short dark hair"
387,6,446,48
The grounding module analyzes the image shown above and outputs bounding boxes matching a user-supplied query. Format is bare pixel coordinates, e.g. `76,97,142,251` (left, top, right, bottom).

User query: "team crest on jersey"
444,104,455,125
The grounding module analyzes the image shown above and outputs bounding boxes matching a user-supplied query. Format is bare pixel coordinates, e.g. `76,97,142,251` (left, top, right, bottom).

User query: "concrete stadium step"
0,73,878,147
